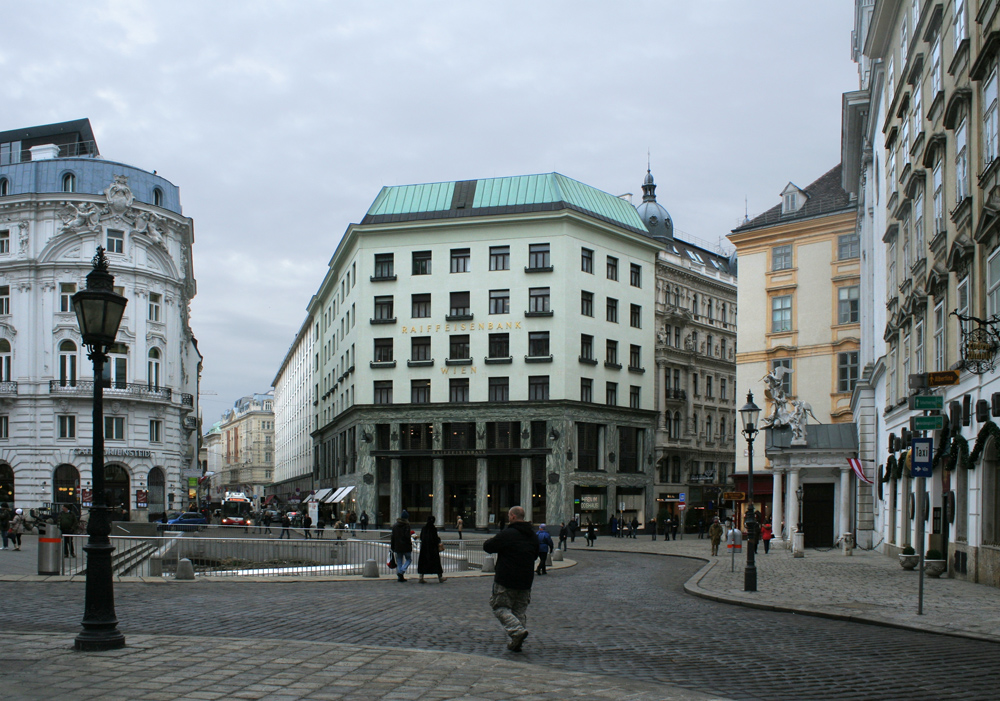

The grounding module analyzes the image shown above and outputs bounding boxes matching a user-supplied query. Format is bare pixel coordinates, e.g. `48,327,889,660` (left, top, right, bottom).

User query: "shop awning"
733,476,774,495
311,488,333,503
326,485,356,503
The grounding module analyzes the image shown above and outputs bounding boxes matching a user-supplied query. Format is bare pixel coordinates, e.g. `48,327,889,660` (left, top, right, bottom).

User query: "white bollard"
551,549,564,562
482,554,495,573
362,558,380,578
176,557,195,580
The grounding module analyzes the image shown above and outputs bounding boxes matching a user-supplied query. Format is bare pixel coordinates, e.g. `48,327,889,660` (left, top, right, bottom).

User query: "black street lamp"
72,247,128,651
739,391,761,593
795,485,804,537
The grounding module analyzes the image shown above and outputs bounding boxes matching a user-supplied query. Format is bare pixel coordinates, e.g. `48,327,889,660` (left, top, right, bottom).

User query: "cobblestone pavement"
4,546,1000,700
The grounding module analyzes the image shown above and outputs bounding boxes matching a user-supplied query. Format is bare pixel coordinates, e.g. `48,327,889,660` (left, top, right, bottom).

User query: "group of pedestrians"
389,510,446,584
0,502,25,551
706,516,775,556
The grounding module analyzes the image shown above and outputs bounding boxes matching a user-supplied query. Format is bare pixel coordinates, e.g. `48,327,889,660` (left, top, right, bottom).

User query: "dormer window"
153,187,163,207
780,183,806,215
62,172,76,193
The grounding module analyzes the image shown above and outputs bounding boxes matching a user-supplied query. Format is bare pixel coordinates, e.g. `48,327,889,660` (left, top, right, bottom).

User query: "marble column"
476,457,488,530
433,457,445,526
521,457,533,521
390,457,402,523
839,467,851,540
771,469,784,543
787,468,803,556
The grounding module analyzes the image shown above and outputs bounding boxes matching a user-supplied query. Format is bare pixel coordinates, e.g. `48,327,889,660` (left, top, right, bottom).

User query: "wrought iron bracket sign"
951,309,1000,374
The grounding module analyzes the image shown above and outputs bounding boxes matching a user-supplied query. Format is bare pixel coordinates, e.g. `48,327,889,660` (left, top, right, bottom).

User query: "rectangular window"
772,244,792,270
772,359,792,395
580,378,593,403
933,160,944,233
449,335,470,360
693,373,699,396
528,243,550,270
489,377,509,402
606,340,619,366
449,291,470,317
59,283,77,313
412,293,431,318
607,256,618,280
915,319,925,375
107,229,124,254
528,375,549,401
838,233,860,260
529,287,550,313
629,344,641,370
605,382,618,406
706,375,714,398
581,334,594,361
990,249,1000,318
0,285,9,316
914,186,925,256
0,230,8,254
630,385,641,409
374,381,393,404
373,295,394,321
956,118,969,202
373,253,394,279
721,377,728,400
411,379,431,404
581,291,594,317
986,70,998,166
104,416,125,441
771,295,792,332
149,419,162,443
581,248,593,273
934,302,945,371
412,250,431,275
931,37,942,94
630,303,642,328
838,286,860,324
528,331,549,358
147,292,161,322
489,289,510,315
59,415,76,439
955,0,967,52
488,332,509,358
958,275,970,348
451,248,470,273
0,415,7,440
838,351,859,393
490,245,510,271
607,297,618,323
449,378,470,403
630,263,642,287
373,337,393,362
411,336,431,361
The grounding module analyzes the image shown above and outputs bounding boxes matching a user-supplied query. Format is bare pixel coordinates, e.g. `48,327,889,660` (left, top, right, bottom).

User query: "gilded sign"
401,321,523,334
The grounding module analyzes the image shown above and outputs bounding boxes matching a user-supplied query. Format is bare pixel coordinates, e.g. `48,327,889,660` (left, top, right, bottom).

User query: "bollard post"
175,557,195,580
551,549,564,562
362,558,379,578
38,524,63,575
482,554,495,573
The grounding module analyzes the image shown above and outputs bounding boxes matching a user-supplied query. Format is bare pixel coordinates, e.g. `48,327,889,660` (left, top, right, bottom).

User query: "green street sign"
910,415,945,431
909,395,944,411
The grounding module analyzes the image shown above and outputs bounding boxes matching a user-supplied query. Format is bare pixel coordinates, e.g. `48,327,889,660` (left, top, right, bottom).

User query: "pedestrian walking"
278,513,291,539
0,502,11,550
535,523,554,575
609,515,618,538
761,520,774,554
262,510,273,534
457,515,464,540
348,510,357,532
557,522,568,551
648,517,657,541
630,517,639,539
359,510,369,532
417,515,446,583
316,518,326,539
697,519,706,539
586,521,596,546
58,504,79,557
708,516,724,556
483,505,539,652
303,513,313,539
8,508,24,551
670,516,679,541
390,510,414,582
568,518,577,543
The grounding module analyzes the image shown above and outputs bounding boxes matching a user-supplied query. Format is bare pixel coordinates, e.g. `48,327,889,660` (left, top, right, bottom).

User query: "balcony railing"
0,381,16,394
2,140,100,165
50,380,173,401
664,389,687,401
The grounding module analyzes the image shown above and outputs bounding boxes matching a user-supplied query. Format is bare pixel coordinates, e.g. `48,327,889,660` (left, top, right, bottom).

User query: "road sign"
911,437,933,477
908,395,944,411
928,370,960,386
722,492,745,501
678,504,686,510
908,373,928,390
910,415,945,431
679,492,686,503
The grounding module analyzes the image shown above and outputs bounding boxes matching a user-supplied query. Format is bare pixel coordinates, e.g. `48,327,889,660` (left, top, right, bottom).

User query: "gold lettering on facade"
440,365,479,374
461,367,467,374
436,324,441,332
461,323,467,331
515,322,521,329
479,323,485,330
402,326,409,333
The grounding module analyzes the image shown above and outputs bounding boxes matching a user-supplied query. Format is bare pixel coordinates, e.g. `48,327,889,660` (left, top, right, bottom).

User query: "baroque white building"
0,119,201,518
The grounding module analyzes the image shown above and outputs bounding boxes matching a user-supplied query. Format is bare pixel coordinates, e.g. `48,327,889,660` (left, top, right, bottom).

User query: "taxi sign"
911,437,933,477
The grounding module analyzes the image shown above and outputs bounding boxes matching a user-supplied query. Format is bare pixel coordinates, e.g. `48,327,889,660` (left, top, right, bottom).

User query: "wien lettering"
441,366,477,374
401,321,522,334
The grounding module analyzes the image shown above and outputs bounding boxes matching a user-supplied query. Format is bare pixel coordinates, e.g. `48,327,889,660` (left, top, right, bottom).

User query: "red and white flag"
848,457,873,484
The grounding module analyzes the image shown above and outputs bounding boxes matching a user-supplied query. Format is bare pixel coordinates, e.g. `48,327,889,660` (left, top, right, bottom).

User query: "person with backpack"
535,523,554,575
58,504,79,557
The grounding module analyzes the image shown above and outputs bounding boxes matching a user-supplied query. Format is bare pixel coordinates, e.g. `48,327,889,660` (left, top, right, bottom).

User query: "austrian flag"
848,458,873,484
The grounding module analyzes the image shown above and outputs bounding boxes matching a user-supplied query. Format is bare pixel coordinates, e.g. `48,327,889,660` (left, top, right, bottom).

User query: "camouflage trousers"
489,582,531,639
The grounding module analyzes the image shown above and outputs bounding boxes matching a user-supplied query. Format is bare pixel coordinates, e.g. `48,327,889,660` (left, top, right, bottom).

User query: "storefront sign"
136,489,148,508
579,494,605,511
75,448,152,458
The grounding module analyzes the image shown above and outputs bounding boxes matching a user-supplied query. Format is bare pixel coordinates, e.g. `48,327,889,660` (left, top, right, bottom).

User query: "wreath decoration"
933,429,953,470
883,455,896,483
969,420,1000,469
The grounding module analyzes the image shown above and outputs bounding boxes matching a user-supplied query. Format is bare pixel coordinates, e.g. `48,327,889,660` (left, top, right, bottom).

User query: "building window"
933,159,944,233
772,359,792,395
62,173,76,193
412,293,431,318
146,292,161,322
152,187,163,207
528,375,549,401
772,244,792,271
449,378,470,403
59,415,76,439
374,253,394,279
630,385,641,409
692,373,699,397
672,414,681,442
0,230,8,254
58,340,77,387
449,335,470,360
0,415,8,439
607,297,618,323
411,336,431,361
606,382,618,406
838,286,860,324
0,285,9,316
986,69,999,165
107,229,124,254
412,250,431,275
0,179,8,197
147,348,161,390
104,416,126,441
606,340,619,366
581,291,594,317
838,233,859,260
489,333,509,358
629,344,641,370
490,245,510,271
580,378,593,403
838,351,859,393
528,331,549,358
374,337,393,363
411,379,431,404
771,295,792,332
374,295,394,321
721,377,727,400
581,248,593,273
373,380,393,404
149,419,162,443
914,185,925,256
934,302,945,371
449,291,470,317
528,287,550,313
451,248,470,273
58,283,77,313
630,263,642,287
489,289,510,315
630,303,642,328
958,275,970,349
528,243,550,270
489,377,509,402
915,319,925,375
956,118,969,203
581,334,594,361
607,256,618,280
706,375,714,398
955,0,967,52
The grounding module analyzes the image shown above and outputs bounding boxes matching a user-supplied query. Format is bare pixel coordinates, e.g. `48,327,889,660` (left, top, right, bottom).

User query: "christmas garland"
948,433,970,471
883,455,896,483
933,429,953,470
969,420,1000,469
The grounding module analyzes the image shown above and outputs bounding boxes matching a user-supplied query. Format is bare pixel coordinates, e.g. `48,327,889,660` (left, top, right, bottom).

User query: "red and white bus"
221,492,253,526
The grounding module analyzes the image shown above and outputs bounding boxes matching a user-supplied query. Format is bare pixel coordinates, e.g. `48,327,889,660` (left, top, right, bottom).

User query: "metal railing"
0,381,16,394
60,530,489,578
2,140,99,165
49,380,173,401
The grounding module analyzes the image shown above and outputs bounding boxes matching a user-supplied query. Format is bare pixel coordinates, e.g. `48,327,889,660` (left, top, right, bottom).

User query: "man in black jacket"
483,505,539,652
390,510,414,582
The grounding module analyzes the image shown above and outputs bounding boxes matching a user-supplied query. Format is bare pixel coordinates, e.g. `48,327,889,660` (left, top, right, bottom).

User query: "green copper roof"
363,173,648,235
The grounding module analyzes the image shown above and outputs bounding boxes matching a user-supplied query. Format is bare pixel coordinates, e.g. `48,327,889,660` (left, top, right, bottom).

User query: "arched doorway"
148,466,166,516
104,464,131,520
0,463,13,504
53,464,80,505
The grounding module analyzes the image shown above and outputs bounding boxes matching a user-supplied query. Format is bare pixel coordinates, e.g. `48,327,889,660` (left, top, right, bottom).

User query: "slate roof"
731,164,854,233
362,173,650,236
765,424,859,452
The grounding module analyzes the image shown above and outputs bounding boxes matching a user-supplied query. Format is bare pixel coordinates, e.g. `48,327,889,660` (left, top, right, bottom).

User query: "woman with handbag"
417,515,446,584
9,508,25,551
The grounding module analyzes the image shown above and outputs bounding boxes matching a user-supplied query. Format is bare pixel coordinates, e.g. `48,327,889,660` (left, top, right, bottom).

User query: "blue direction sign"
911,437,933,478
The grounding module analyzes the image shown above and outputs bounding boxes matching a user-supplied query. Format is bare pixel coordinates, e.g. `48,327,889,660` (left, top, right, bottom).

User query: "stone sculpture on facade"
761,366,794,429
789,399,820,443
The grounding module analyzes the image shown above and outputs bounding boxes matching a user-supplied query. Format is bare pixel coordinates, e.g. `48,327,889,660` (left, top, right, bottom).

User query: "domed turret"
635,169,673,242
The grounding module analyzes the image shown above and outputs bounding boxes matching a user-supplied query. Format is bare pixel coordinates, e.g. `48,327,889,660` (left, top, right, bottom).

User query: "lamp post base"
74,629,126,651
744,565,757,592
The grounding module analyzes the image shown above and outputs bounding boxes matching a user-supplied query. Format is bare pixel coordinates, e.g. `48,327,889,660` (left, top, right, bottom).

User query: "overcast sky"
5,1,859,423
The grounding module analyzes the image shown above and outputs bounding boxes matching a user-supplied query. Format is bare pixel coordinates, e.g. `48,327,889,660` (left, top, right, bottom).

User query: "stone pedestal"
482,554,495,573
792,531,805,558
362,559,379,578
551,549,564,562
176,557,195,580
